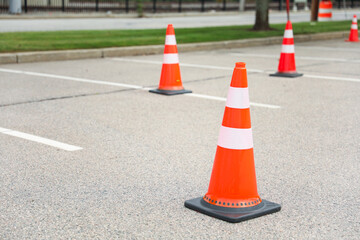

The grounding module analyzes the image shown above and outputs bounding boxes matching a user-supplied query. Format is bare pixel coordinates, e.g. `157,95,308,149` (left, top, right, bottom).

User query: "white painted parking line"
231,53,360,63
0,68,280,109
0,68,142,89
303,74,360,83
111,58,264,73
0,127,82,151
182,63,233,71
296,46,360,53
187,93,281,109
111,57,360,83
188,93,227,101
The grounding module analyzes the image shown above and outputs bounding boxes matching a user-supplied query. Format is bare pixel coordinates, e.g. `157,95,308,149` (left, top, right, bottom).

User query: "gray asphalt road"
1,9,359,32
0,39,360,239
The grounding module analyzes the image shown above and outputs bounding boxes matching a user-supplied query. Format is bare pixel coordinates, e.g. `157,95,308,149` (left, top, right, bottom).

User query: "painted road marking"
231,53,360,63
0,68,280,109
0,127,82,151
296,46,360,53
111,58,264,73
111,58,360,83
303,74,360,83
187,93,281,109
0,68,142,89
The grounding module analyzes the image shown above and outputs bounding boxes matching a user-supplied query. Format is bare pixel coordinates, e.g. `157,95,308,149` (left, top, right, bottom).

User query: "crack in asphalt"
181,75,232,84
1,74,240,108
0,88,136,108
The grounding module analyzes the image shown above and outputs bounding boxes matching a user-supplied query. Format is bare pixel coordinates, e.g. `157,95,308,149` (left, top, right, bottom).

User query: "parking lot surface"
0,39,359,239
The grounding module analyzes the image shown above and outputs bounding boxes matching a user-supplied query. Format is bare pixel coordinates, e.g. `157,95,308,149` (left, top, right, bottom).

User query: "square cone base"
149,88,192,95
184,197,281,223
345,39,360,42
269,72,303,78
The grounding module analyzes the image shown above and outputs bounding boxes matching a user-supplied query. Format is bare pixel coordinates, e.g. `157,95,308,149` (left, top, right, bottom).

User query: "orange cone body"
205,62,260,207
347,15,359,42
185,63,281,223
318,0,332,22
149,24,191,95
270,21,302,78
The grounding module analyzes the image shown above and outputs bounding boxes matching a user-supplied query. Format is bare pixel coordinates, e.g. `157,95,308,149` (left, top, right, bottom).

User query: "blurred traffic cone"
318,0,332,22
185,62,281,223
149,24,191,95
270,21,303,78
346,15,359,42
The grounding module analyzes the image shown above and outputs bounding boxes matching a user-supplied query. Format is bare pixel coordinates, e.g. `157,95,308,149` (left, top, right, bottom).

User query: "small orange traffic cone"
185,62,281,223
318,0,332,22
149,24,191,95
270,21,303,78
346,15,359,42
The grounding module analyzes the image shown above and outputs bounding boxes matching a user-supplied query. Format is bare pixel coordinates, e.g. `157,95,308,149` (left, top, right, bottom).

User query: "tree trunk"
310,0,319,21
253,0,270,30
136,0,144,18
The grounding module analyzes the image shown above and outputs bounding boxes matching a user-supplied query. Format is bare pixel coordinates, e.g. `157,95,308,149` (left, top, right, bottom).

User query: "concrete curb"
0,31,348,65
17,49,103,63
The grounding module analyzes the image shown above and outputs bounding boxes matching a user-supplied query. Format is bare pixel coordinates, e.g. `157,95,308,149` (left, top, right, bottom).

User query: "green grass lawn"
0,20,351,53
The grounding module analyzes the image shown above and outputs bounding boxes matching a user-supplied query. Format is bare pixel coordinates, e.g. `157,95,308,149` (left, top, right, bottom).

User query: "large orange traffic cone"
270,21,303,78
318,0,332,22
346,15,359,42
149,24,191,95
185,62,281,223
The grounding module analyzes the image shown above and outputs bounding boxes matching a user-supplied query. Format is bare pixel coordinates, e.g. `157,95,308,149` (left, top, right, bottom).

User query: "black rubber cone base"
149,88,192,95
269,72,303,78
185,197,281,223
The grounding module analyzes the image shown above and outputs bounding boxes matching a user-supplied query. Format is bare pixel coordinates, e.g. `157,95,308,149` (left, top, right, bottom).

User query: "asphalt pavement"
0,39,360,239
1,9,359,32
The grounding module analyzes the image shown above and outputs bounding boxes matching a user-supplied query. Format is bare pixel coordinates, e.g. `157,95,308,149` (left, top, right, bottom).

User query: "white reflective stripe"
318,17,331,21
319,8,331,14
217,126,253,150
163,54,179,64
351,24,358,30
165,35,177,45
281,44,295,53
225,87,250,109
283,30,293,39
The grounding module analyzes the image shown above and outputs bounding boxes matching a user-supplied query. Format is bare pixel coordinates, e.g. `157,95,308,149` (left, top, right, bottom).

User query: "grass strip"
0,20,351,53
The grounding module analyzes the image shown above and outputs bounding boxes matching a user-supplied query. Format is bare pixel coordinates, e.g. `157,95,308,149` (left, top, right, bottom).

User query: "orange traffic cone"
318,0,332,22
346,15,359,42
185,62,281,223
270,21,303,78
149,24,191,95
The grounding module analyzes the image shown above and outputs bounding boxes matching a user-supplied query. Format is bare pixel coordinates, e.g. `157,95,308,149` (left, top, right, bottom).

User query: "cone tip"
166,24,175,35
235,62,246,69
286,20,293,29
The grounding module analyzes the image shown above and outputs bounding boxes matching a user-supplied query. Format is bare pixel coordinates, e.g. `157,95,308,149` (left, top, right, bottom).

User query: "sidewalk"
1,9,358,32
1,10,239,19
